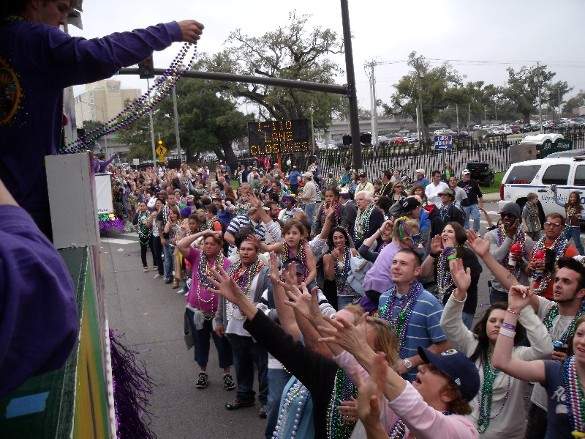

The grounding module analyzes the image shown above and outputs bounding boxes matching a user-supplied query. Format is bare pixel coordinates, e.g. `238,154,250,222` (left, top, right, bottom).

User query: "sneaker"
143,267,149,272
258,404,267,419
153,273,161,279
195,372,209,389
150,266,158,272
223,373,236,391
164,278,173,284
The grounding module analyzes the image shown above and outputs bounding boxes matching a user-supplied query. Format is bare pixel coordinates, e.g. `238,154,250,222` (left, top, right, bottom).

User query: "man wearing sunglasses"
485,202,535,304
527,212,578,300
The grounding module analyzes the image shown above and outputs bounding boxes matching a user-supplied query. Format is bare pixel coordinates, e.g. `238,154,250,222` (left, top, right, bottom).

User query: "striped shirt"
226,215,281,244
378,287,447,381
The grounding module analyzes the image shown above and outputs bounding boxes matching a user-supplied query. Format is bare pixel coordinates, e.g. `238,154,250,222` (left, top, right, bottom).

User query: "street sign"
248,119,311,156
155,140,168,161
434,135,453,151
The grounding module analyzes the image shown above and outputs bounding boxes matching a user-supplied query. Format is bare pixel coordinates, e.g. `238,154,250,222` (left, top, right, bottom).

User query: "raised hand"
508,285,532,312
466,230,490,258
268,252,280,283
283,283,320,320
208,266,243,304
430,234,443,255
319,313,369,357
355,372,383,429
177,20,204,44
449,258,471,292
338,398,358,424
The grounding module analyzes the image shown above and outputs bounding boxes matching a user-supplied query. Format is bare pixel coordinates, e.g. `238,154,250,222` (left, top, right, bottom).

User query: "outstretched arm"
48,21,203,88
467,230,519,291
492,286,546,383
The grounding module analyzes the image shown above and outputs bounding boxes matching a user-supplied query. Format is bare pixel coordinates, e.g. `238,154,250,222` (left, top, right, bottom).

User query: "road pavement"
101,236,266,439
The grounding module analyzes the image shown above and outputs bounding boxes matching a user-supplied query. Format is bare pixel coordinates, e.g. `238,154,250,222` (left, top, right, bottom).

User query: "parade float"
0,2,198,436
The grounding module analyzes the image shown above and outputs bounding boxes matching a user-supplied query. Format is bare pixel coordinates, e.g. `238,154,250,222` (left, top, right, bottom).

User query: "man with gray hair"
353,191,384,248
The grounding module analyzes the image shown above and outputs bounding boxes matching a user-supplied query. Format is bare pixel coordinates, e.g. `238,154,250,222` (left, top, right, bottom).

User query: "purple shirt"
363,241,400,293
0,20,182,236
185,247,231,314
0,205,77,397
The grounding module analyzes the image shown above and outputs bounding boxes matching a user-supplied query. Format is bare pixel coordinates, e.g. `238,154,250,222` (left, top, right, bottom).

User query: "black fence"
209,127,585,178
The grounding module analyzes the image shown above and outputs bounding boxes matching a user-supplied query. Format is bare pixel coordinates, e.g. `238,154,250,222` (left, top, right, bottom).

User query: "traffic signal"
138,56,155,79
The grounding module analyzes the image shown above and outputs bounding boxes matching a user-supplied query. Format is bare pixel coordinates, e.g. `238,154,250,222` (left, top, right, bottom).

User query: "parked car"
466,161,494,186
509,133,572,164
498,155,585,223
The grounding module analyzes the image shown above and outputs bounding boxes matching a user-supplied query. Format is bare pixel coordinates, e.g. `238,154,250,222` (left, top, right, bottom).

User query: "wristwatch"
402,358,413,370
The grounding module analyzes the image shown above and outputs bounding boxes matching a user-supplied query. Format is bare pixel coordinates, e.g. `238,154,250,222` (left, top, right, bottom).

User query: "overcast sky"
70,0,585,111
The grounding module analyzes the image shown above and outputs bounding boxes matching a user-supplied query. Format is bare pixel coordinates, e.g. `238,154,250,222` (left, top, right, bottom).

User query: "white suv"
498,155,585,218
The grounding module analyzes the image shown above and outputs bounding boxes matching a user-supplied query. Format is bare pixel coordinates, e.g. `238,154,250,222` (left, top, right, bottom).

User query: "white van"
498,155,585,219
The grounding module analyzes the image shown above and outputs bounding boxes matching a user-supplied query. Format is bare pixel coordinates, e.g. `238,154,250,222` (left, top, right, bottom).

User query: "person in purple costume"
0,177,78,398
0,0,204,239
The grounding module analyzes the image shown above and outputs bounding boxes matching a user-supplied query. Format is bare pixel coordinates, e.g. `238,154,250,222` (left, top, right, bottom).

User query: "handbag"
347,255,372,296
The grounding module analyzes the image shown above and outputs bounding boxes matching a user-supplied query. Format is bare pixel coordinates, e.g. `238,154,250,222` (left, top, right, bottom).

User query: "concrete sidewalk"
101,237,265,439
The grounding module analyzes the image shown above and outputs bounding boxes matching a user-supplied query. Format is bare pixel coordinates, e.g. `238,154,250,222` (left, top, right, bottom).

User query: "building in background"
75,79,140,125
74,80,141,158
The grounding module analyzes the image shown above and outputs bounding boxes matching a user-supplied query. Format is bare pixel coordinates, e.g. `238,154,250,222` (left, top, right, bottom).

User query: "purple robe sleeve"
98,156,117,173
0,206,78,397
42,22,183,88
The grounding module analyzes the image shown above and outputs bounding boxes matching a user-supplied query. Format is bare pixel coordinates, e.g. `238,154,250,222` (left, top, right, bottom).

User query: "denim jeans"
337,295,360,310
186,309,232,370
265,368,292,439
152,236,164,275
462,312,474,330
227,334,268,404
566,226,585,255
489,287,508,306
163,242,174,281
463,204,481,233
304,202,317,228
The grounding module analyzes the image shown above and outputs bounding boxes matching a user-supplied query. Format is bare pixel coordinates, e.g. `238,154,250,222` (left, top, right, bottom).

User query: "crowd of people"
104,158,585,439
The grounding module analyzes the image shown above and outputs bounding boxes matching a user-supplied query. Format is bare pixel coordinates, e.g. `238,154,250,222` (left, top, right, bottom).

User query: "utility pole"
537,61,543,133
365,60,379,146
340,0,362,170
467,103,471,128
417,74,425,146
147,78,156,169
172,85,182,162
415,106,421,146
455,104,459,131
494,100,498,121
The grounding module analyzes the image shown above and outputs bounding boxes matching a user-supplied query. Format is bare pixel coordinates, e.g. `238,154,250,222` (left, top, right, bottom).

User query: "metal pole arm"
118,68,348,96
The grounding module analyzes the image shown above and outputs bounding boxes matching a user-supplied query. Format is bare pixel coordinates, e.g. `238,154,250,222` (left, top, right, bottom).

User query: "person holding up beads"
177,230,235,391
493,282,585,439
440,258,552,438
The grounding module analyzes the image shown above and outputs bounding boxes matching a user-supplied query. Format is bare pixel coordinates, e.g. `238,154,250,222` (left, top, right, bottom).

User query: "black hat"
417,347,480,402
399,196,422,214
499,202,522,219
